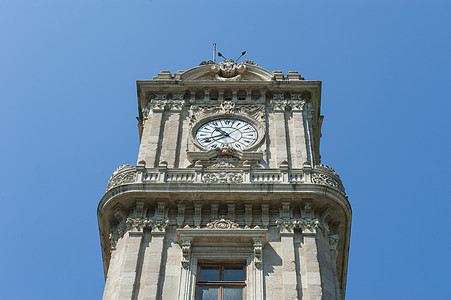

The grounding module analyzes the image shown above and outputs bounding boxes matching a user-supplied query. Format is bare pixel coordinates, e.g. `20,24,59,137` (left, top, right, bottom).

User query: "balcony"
105,163,346,196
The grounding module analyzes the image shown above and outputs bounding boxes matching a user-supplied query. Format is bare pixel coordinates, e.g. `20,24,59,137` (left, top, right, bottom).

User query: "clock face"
195,118,258,150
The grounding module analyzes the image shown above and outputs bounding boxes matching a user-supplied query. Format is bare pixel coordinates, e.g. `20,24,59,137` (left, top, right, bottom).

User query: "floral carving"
202,172,243,184
311,173,344,194
206,219,239,230
106,165,136,191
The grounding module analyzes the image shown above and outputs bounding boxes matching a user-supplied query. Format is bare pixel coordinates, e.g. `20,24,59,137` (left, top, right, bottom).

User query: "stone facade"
98,60,351,300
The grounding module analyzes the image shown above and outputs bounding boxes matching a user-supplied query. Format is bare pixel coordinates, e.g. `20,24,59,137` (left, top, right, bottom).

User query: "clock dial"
195,118,258,150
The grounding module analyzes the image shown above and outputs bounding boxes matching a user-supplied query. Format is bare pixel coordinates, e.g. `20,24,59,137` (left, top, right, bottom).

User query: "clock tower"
98,59,351,300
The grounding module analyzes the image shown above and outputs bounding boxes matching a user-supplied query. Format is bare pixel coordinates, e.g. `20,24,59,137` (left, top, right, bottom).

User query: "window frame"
195,263,247,300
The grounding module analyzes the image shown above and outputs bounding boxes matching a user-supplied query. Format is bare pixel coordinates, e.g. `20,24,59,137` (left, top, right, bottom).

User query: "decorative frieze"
201,171,243,184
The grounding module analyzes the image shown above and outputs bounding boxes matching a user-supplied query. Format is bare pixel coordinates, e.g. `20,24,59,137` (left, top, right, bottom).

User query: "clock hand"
200,134,225,141
214,127,229,136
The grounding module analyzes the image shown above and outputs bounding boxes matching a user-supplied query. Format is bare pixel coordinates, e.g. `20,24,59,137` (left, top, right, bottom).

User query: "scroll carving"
106,165,136,191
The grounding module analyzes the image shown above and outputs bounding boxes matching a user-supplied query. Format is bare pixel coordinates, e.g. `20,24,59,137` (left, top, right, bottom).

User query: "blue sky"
1,0,450,299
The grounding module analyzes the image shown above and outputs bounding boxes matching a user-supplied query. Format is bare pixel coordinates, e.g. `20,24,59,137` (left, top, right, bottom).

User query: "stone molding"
176,225,268,269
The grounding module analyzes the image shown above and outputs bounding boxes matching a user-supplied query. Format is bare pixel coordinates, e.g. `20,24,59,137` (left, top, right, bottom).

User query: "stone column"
280,226,298,300
268,94,288,168
136,227,167,300
103,220,146,300
137,94,166,167
288,95,308,168
303,103,316,166
329,235,341,300
298,210,323,300
277,202,299,299
160,94,185,168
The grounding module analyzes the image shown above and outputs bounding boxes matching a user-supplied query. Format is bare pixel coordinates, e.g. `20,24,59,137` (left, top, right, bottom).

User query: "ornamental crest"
211,59,246,81
206,219,239,230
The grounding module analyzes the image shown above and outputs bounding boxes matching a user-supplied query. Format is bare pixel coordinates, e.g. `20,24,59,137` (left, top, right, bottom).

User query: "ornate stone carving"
190,102,265,124
125,217,149,233
194,202,202,229
271,94,287,112
211,59,246,81
315,164,338,177
181,237,192,268
106,165,136,191
244,204,253,229
275,219,297,234
242,60,257,66
206,219,239,230
311,173,344,194
220,100,235,114
201,172,243,184
261,204,270,228
289,94,306,112
147,93,185,113
177,204,185,228
142,107,150,120
299,218,320,235
253,238,263,269
109,231,119,252
208,160,236,169
199,60,215,66
329,234,339,251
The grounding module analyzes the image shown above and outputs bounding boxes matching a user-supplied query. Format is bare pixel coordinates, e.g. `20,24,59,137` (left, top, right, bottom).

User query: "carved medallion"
206,219,239,230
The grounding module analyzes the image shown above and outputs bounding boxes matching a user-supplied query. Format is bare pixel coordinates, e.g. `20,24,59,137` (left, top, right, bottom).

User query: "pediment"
180,60,274,82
